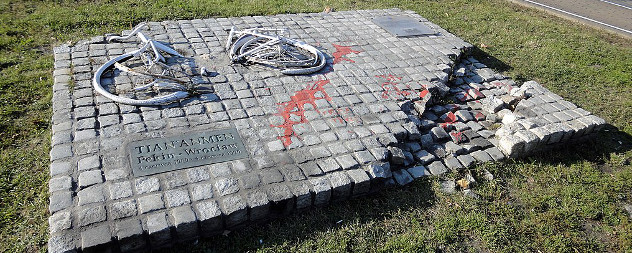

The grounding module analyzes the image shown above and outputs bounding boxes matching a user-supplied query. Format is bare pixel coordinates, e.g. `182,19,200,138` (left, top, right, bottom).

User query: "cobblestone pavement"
48,9,605,252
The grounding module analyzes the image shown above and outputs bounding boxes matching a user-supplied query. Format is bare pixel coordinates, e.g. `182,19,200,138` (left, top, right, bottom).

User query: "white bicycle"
93,23,197,106
226,27,326,75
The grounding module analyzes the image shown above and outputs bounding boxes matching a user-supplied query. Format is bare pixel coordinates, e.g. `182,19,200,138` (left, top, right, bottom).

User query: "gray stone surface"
407,166,430,178
48,9,605,252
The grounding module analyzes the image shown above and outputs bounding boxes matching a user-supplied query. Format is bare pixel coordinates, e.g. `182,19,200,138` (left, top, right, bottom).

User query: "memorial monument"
48,9,605,252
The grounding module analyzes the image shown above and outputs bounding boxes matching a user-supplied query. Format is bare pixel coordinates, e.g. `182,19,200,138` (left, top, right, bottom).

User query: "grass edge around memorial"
0,0,631,252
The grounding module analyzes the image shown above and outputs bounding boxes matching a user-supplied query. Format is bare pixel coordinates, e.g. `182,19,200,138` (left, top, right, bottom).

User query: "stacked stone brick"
48,9,605,252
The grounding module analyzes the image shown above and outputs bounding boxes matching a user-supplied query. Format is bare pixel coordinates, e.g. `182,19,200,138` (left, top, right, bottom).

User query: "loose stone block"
392,169,414,185
470,150,493,163
388,146,406,165
407,166,430,178
456,154,476,168
498,135,525,157
365,163,392,179
427,161,448,176
444,156,464,171
414,150,436,164
430,126,449,141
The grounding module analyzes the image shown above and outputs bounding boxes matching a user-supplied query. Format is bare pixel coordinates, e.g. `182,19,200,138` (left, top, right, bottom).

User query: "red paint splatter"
332,44,361,64
270,79,332,146
440,111,457,129
491,80,513,92
444,112,457,123
419,89,430,100
456,90,471,102
322,107,358,125
467,88,485,99
450,131,466,143
376,74,411,100
474,111,485,121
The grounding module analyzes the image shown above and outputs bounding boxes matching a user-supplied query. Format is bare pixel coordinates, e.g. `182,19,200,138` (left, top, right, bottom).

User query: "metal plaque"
372,16,435,37
128,128,248,177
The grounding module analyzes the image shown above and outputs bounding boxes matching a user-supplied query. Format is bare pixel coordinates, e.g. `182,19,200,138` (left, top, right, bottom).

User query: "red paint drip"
270,79,332,146
332,44,361,64
419,89,429,99
376,74,410,99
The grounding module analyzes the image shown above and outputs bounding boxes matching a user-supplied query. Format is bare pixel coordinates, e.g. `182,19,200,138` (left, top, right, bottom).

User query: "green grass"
1,0,631,252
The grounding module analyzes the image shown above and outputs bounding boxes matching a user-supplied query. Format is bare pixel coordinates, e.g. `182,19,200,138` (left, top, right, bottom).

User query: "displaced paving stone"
388,146,406,165
444,156,464,171
392,169,414,185
457,154,476,168
439,180,456,194
427,161,448,176
407,166,430,178
365,163,392,179
470,150,493,163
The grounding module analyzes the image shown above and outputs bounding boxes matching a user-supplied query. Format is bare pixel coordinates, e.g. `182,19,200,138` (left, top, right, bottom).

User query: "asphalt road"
511,0,632,38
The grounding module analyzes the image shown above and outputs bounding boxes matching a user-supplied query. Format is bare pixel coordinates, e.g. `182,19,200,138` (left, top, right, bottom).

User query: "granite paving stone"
48,9,606,252
407,166,431,178
246,190,270,221
115,219,146,252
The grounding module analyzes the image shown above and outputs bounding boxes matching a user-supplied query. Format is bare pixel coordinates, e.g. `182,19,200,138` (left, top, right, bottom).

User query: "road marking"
598,0,632,11
521,0,632,35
